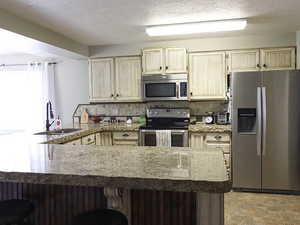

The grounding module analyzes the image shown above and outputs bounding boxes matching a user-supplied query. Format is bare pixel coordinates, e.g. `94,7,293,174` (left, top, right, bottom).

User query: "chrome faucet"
46,101,54,131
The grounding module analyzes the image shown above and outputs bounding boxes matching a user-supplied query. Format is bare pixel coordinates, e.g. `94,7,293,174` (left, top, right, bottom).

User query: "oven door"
140,130,189,147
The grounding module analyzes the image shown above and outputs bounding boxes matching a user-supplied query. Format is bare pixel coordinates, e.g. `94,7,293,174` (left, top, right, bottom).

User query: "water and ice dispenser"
237,108,256,134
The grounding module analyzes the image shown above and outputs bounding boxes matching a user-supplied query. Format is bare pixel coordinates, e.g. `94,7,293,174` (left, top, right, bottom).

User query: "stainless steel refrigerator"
232,70,300,192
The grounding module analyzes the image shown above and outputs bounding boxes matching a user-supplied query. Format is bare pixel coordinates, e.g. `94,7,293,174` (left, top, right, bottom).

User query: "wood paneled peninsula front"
0,128,231,225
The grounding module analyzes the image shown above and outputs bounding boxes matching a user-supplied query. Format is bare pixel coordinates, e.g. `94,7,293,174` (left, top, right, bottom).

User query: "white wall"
90,33,296,57
55,59,89,126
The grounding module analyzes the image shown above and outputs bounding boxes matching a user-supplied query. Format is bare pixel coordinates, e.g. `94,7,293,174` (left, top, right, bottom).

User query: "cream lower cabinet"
190,132,232,178
96,132,113,146
112,132,139,146
89,58,115,102
82,134,96,145
260,47,295,71
115,57,142,101
189,52,226,100
65,138,82,145
227,49,260,72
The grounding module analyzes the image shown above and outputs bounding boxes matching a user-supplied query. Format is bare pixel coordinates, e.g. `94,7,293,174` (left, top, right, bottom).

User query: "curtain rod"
0,62,57,67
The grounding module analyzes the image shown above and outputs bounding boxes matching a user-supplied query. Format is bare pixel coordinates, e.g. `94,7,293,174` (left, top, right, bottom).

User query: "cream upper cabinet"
260,47,296,71
189,52,226,100
142,48,164,74
89,58,114,102
115,57,142,101
227,49,260,72
142,47,187,75
165,48,187,73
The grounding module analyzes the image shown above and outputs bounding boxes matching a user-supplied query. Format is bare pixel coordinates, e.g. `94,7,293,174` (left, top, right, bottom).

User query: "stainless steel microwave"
142,74,188,101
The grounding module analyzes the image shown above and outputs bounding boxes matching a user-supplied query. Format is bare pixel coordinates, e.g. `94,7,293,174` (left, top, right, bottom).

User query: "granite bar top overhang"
189,124,232,133
0,143,231,193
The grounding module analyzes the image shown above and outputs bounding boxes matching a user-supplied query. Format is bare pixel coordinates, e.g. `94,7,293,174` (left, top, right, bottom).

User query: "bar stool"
0,199,34,225
73,209,128,225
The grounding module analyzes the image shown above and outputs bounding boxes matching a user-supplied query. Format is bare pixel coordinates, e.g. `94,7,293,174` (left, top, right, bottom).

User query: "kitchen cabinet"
142,48,163,74
112,131,139,146
142,48,187,75
96,132,113,146
189,133,205,149
227,49,260,72
165,48,187,73
82,134,96,145
89,58,115,102
89,56,142,102
260,47,296,71
189,52,226,100
115,57,142,101
190,132,231,178
65,139,82,145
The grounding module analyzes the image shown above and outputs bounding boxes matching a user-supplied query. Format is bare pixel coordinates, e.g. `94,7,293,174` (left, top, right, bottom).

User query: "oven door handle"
176,83,179,98
140,129,188,133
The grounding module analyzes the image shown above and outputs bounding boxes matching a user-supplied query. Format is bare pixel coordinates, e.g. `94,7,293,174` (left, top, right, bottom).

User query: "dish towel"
156,130,172,147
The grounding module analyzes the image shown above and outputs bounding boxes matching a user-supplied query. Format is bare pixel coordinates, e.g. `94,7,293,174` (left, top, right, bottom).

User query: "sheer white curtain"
0,62,57,133
26,62,58,133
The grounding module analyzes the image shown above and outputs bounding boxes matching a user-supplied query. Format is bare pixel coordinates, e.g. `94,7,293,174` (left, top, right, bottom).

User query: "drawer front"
113,132,138,141
113,140,138,146
65,139,82,145
206,143,231,154
205,133,231,143
82,134,96,145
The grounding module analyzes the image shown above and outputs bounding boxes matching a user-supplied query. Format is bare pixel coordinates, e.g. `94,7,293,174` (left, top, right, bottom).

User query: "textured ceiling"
0,0,300,45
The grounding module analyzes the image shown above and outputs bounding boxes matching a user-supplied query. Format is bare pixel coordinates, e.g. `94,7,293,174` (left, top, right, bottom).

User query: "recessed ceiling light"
145,19,247,36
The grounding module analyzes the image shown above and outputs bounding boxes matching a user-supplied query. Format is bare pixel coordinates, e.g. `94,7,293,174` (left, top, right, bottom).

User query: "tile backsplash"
73,101,228,118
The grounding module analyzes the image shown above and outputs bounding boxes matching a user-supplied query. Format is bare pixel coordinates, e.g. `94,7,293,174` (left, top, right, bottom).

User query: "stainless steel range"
140,108,190,147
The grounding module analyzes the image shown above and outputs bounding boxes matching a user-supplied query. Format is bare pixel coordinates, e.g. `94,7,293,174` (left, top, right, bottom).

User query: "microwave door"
144,81,179,100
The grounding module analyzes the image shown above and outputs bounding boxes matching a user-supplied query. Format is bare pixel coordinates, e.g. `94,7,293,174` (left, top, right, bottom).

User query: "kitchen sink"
34,128,81,135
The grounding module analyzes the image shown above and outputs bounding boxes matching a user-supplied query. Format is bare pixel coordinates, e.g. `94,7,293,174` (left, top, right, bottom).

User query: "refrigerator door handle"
262,87,267,156
257,87,262,156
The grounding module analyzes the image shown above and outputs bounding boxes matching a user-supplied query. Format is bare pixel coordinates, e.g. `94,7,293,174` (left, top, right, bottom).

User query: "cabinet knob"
159,66,162,70
257,64,260,68
116,94,119,97
263,64,267,68
111,94,114,97
190,92,193,96
214,135,222,140
166,66,168,70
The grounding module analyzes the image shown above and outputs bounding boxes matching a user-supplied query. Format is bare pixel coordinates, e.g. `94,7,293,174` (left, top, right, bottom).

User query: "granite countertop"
189,123,232,133
45,123,143,144
0,140,231,193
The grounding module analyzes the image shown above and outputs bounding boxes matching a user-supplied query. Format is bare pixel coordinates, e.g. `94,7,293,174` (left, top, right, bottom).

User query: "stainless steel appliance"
140,108,190,147
232,70,300,192
142,74,188,101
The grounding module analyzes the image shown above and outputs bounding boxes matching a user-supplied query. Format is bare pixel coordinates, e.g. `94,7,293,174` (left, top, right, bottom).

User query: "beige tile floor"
225,191,300,225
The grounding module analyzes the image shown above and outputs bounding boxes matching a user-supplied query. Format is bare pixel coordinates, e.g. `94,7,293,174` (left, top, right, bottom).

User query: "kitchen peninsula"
0,129,231,225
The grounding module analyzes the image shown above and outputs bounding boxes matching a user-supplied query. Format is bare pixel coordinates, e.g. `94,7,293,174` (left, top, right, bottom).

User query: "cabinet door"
115,57,142,101
260,47,296,71
142,48,164,74
227,49,260,72
165,48,187,73
96,132,112,146
189,52,226,100
89,58,115,102
189,133,205,149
